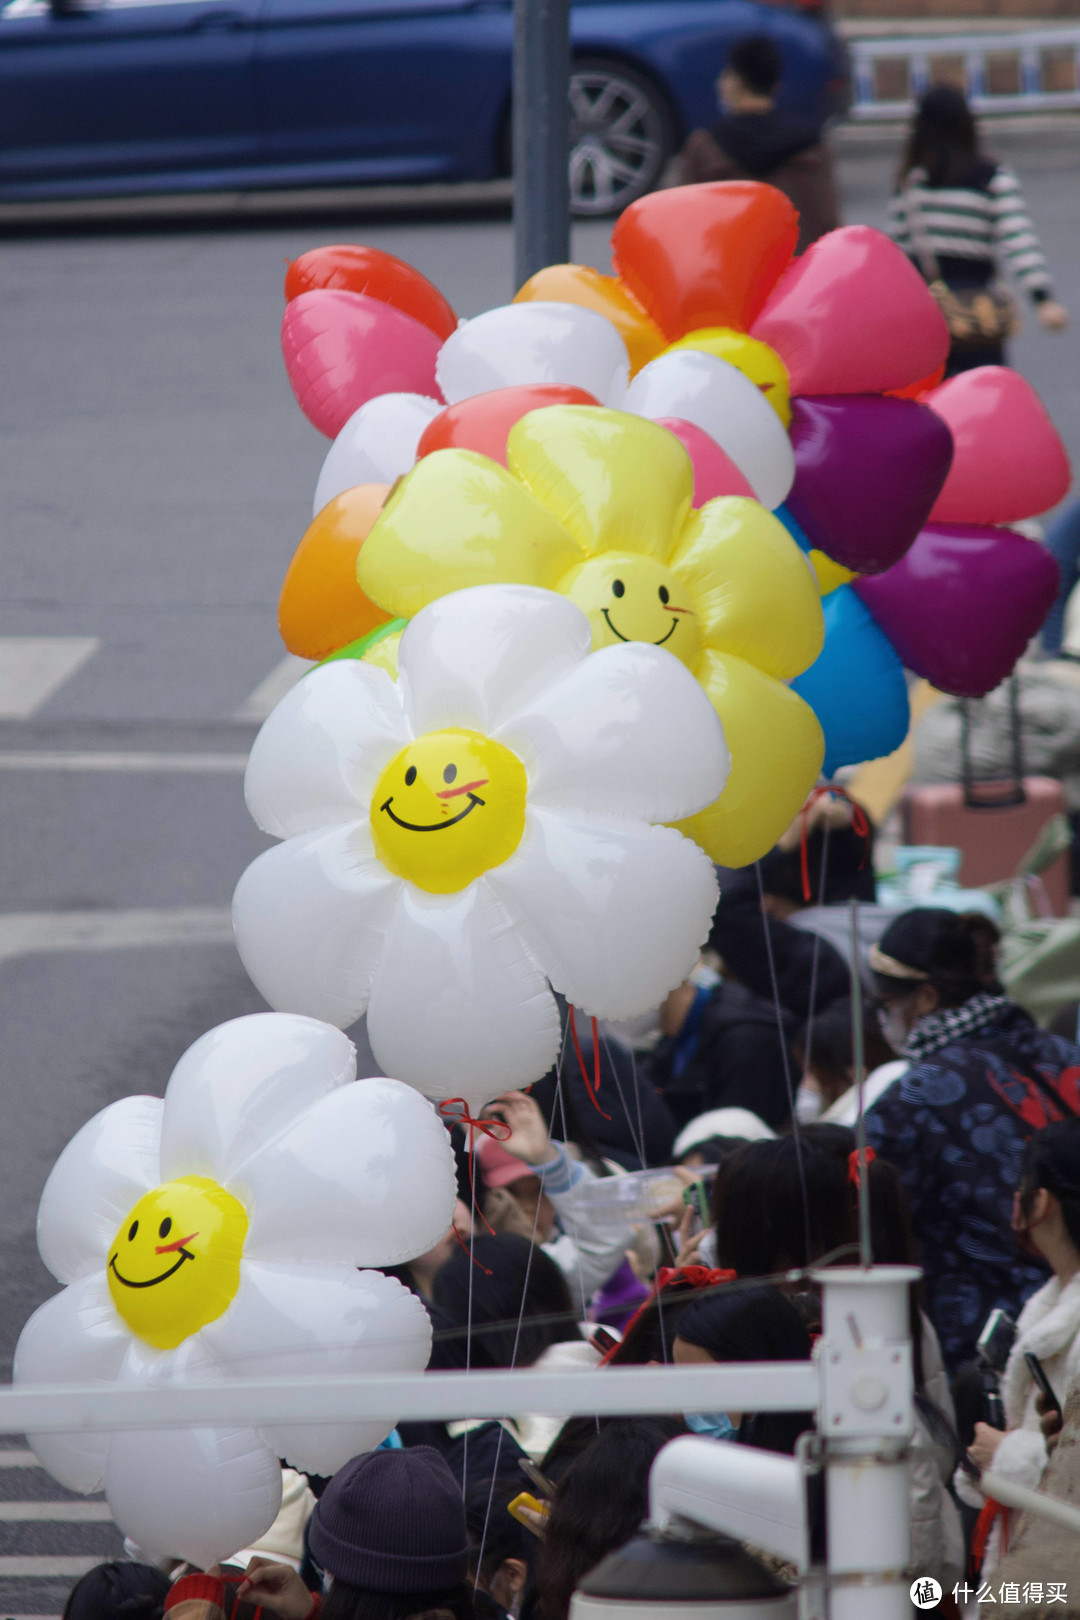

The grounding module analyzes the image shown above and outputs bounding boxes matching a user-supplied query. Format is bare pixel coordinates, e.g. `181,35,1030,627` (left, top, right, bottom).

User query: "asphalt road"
0,130,1076,1614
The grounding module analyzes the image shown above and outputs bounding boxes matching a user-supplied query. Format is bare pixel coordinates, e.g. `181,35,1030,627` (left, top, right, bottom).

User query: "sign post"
513,0,571,291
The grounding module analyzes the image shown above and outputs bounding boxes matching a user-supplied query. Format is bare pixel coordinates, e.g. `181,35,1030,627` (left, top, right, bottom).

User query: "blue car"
0,0,846,216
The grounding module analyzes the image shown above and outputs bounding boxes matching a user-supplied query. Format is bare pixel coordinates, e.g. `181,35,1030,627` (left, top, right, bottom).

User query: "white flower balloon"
14,1013,456,1568
234,584,728,1112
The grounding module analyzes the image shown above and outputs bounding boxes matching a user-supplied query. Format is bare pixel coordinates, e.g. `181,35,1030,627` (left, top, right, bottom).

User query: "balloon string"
438,1099,512,1240
800,785,871,902
568,1006,611,1119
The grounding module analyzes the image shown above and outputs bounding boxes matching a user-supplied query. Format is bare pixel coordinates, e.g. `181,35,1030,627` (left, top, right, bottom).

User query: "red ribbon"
655,1265,736,1292
438,1099,512,1238
799,785,872,902
568,1005,611,1119
970,1496,1009,1576
847,1145,876,1188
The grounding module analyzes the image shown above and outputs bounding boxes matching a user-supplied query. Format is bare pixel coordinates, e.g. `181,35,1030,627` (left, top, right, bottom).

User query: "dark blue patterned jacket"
864,1003,1080,1373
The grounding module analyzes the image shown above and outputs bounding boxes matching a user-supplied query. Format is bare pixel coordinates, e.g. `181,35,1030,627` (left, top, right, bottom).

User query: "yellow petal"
675,651,825,868
668,328,792,427
514,264,667,377
356,449,584,618
669,497,825,680
508,406,692,564
809,549,856,595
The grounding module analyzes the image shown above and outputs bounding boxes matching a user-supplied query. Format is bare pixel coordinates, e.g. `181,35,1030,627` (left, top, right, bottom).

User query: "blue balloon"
774,502,813,555
791,585,910,775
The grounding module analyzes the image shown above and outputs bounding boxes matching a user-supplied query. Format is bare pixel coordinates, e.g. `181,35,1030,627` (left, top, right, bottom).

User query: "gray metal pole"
513,0,571,291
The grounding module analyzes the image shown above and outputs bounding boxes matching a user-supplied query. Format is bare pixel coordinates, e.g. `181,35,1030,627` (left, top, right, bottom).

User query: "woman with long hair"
889,84,1067,373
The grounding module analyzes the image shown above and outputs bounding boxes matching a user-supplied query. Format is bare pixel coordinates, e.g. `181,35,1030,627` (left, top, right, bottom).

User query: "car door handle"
190,9,248,29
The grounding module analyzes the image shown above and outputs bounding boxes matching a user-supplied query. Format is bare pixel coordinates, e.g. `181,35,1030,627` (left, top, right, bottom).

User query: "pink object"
281,289,443,439
475,1135,535,1188
855,521,1060,698
928,367,1072,524
750,226,950,398
656,417,757,504
903,779,1070,916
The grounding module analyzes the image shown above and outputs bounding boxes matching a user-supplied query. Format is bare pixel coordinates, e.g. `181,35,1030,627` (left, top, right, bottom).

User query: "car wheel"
568,57,676,218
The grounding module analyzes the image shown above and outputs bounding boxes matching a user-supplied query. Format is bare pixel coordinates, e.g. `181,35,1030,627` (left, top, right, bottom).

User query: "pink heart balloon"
855,522,1059,697
928,366,1071,524
786,395,954,574
281,289,443,439
655,417,757,504
750,226,950,397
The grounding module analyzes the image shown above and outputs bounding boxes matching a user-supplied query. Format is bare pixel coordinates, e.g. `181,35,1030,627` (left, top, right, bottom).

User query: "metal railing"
849,27,1080,120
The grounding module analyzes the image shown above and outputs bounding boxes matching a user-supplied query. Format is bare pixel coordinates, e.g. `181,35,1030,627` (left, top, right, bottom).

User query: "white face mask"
877,1003,911,1055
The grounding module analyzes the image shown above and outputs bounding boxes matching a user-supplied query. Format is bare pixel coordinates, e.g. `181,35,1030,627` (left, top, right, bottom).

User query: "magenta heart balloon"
855,522,1060,697
785,395,954,574
928,366,1072,524
281,289,443,438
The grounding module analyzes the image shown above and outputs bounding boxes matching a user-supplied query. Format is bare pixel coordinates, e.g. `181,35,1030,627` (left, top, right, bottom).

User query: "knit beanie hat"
309,1446,469,1593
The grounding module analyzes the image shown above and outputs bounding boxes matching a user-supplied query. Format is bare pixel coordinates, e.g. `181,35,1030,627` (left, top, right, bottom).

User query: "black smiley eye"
404,765,417,786
443,764,457,784
612,579,625,598
159,1217,172,1240
128,1221,139,1242
659,585,670,605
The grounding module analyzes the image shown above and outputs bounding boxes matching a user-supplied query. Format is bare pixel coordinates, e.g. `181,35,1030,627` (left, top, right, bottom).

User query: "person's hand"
968,1422,1006,1471
483,1185,538,1240
237,1558,317,1618
1037,300,1069,331
486,1092,557,1167
1036,1389,1064,1453
673,1205,709,1268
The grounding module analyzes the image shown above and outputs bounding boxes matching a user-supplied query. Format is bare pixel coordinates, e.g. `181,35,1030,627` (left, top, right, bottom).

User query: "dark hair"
534,1420,683,1620
675,1285,814,1455
1018,1119,1080,1253
431,1233,576,1368
674,1134,751,1168
322,1583,475,1620
465,1476,529,1589
726,35,782,97
872,907,1001,1010
711,1137,850,1274
900,84,979,187
757,817,876,909
795,999,895,1106
603,1272,716,1366
63,1562,170,1620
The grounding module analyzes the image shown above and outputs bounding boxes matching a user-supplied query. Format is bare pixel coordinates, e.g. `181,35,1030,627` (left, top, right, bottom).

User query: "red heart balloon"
281,290,443,439
284,245,458,341
612,181,798,340
416,385,598,466
655,418,757,503
928,367,1071,524
751,226,950,396
855,522,1059,697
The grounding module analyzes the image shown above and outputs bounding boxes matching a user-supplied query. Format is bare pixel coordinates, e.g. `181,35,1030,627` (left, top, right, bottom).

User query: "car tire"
568,57,677,218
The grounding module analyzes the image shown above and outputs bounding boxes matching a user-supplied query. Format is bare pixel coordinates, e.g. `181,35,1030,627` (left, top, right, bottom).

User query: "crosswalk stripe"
0,638,99,719
0,1555,100,1575
234,654,314,722
0,1502,112,1521
0,751,247,773
0,906,234,961
0,1451,39,1468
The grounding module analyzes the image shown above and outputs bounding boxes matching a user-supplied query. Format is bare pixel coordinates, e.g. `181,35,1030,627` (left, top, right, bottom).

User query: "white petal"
496,641,728,823
437,302,629,407
626,350,795,510
239,1077,457,1267
37,1096,162,1284
14,1275,129,1493
399,584,591,736
159,1013,357,1185
202,1264,432,1473
232,824,401,1030
106,1424,281,1569
367,882,561,1111
313,393,442,516
488,808,719,1019
244,660,410,840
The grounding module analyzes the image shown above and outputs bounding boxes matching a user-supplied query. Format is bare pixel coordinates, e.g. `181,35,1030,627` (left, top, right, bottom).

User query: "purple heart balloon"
855,522,1060,698
786,395,954,574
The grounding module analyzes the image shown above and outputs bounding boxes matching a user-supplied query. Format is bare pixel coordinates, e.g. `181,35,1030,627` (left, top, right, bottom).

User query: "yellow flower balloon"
357,407,825,867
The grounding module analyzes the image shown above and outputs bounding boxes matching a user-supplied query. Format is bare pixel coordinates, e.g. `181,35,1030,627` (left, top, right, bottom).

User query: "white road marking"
0,752,247,773
0,906,234,962
234,654,314,722
0,1556,100,1576
0,1502,112,1521
0,639,100,720
0,1451,38,1468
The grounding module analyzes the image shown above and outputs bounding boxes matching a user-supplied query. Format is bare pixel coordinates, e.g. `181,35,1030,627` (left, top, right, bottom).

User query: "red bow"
656,1265,736,1292
799,785,871,901
438,1099,512,1240
847,1145,876,1187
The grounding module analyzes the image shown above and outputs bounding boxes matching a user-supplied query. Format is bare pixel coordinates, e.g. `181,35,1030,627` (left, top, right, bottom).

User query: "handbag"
904,176,1021,349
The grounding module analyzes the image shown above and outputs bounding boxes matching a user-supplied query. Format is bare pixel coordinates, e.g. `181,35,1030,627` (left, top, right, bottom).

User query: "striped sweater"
888,159,1053,302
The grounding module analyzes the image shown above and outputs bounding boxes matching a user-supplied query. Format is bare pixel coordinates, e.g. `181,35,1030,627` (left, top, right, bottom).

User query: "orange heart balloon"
284,246,458,341
278,483,391,660
416,385,599,466
514,264,666,376
612,182,798,340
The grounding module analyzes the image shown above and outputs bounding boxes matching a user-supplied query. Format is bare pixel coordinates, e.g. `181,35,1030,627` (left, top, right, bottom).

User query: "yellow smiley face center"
559,553,702,669
371,727,527,894
107,1176,248,1351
